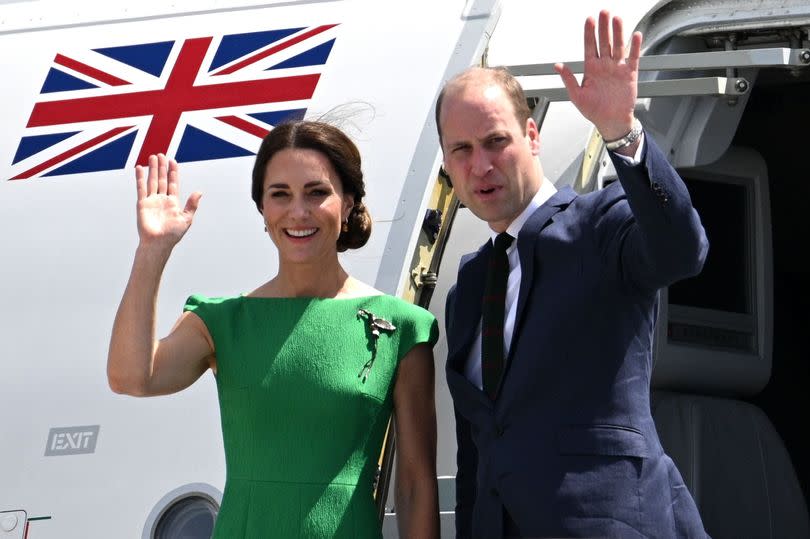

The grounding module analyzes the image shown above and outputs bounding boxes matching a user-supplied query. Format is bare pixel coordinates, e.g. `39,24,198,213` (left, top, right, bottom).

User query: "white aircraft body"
2,0,808,537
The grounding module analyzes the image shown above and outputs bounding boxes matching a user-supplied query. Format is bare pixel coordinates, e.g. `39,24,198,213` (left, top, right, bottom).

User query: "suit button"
496,426,504,437
490,488,499,497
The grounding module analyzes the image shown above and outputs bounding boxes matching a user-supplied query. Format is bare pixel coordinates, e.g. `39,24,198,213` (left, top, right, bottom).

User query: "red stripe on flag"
217,115,270,139
54,54,130,86
11,126,134,180
136,37,211,164
214,24,337,75
27,74,319,127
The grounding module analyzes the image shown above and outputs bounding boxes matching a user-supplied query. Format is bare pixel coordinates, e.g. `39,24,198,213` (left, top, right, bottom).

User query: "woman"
107,121,440,538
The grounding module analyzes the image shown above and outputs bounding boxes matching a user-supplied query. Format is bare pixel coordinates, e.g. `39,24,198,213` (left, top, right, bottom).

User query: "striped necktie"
481,231,513,399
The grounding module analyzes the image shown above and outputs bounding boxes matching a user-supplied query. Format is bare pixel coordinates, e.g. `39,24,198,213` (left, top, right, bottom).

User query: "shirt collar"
489,178,557,245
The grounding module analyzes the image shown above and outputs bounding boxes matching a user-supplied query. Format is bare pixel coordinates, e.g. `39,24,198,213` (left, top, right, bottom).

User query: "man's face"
439,79,541,232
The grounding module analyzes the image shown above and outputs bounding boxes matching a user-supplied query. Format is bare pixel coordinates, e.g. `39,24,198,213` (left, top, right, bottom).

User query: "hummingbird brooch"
356,308,396,383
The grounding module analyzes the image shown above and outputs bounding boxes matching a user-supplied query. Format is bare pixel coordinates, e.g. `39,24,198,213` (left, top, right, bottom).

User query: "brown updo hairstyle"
251,120,372,252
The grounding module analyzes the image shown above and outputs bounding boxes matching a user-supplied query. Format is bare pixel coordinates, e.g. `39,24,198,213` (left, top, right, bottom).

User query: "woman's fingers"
139,154,181,198
157,154,168,195
167,158,179,197
146,154,158,196
184,191,203,218
135,164,147,201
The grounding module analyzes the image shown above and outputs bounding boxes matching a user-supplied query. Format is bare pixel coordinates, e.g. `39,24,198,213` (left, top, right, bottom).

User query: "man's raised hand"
554,10,642,142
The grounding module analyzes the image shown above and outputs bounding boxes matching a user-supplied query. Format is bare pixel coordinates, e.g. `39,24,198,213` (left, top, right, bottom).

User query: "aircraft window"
153,496,217,539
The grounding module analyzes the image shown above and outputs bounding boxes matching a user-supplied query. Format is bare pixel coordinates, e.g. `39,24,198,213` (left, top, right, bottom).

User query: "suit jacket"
446,135,710,538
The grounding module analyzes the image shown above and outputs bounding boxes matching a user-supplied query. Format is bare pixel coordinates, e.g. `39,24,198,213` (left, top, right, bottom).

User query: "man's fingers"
554,63,580,101
584,16,598,59
598,10,612,59
612,16,625,61
167,158,179,197
628,31,643,68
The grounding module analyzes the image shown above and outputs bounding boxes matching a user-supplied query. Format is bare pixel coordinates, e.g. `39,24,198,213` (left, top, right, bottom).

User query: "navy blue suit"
446,135,710,538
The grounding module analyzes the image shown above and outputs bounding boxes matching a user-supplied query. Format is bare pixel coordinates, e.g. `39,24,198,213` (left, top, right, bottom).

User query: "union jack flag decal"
9,24,339,180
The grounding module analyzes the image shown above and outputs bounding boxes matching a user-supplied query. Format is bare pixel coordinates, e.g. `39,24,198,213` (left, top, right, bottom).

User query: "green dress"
183,294,438,538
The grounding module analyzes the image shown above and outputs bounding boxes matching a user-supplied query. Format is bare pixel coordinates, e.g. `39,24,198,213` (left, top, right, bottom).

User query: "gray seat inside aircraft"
650,147,810,538
652,391,810,538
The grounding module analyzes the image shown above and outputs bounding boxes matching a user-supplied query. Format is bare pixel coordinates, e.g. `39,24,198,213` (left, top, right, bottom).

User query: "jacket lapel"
507,186,577,364
447,242,490,373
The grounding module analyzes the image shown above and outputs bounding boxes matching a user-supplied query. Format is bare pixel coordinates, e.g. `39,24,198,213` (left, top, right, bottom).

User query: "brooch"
356,308,396,383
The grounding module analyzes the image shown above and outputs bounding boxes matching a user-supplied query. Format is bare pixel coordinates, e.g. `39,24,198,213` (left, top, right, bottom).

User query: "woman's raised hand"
108,154,210,398
135,154,202,249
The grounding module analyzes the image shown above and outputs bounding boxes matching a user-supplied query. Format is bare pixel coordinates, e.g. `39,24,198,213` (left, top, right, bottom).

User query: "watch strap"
604,118,643,151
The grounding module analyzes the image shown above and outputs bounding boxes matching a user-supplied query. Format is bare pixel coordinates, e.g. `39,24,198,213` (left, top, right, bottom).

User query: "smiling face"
439,75,542,232
261,148,354,264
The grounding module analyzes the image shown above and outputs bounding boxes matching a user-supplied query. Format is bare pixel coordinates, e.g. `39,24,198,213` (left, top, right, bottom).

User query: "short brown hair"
251,121,371,252
435,66,531,147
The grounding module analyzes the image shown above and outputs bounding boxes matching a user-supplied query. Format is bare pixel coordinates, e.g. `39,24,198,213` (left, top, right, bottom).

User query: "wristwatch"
603,118,643,151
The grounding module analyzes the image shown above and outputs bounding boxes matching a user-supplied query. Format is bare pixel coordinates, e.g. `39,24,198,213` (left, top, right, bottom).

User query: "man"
437,10,710,538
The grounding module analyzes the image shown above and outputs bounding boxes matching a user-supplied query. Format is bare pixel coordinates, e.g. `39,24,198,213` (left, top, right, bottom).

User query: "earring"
342,221,349,233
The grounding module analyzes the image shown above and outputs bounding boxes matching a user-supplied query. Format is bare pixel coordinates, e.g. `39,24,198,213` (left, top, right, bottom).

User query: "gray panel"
374,0,501,293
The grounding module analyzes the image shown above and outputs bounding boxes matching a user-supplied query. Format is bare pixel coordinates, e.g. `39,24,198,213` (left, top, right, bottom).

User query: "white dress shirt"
462,139,645,389
463,179,558,389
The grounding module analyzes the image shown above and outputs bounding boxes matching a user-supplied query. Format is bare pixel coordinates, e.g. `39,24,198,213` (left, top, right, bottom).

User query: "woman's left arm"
392,342,440,539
